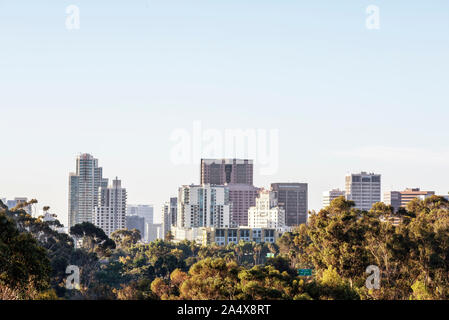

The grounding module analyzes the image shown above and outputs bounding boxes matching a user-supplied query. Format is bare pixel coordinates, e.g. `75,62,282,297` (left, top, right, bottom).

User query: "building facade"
69,153,108,228
345,172,381,211
384,188,435,212
177,184,231,229
126,215,145,240
171,226,280,246
93,178,127,236
227,183,259,227
162,197,177,239
248,189,285,230
201,159,253,185
127,204,153,239
146,223,163,242
322,189,346,208
271,183,308,226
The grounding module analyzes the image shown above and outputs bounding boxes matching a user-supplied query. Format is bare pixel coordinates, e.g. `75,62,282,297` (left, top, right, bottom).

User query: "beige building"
322,189,346,208
345,172,381,211
171,226,281,246
248,189,285,230
384,188,435,212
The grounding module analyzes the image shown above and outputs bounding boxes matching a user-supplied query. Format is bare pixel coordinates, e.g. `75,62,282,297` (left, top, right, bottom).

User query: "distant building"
162,197,177,239
127,204,153,240
93,178,127,236
227,183,259,227
248,189,285,231
271,183,308,226
171,226,281,246
322,189,346,208
201,159,253,185
126,215,145,240
69,153,108,228
3,197,32,214
345,172,381,211
384,188,435,212
177,184,231,229
146,223,163,242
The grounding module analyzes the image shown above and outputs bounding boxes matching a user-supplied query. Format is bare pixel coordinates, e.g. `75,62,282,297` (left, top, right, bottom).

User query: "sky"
1,1,449,226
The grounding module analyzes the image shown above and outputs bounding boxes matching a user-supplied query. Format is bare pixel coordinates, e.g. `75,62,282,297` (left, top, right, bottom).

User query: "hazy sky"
1,1,449,226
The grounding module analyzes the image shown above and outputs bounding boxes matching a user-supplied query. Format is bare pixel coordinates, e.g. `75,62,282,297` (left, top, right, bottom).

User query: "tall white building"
322,189,346,208
177,184,231,229
93,177,127,236
345,172,381,211
69,153,108,228
146,223,163,242
248,189,285,230
162,197,177,239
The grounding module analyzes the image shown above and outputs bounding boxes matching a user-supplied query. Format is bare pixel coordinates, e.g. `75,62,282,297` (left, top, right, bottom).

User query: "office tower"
162,197,177,239
177,184,231,228
345,172,381,211
93,177,127,236
384,188,435,212
126,204,153,240
4,197,32,214
201,159,253,185
126,215,145,240
227,184,259,227
69,153,108,228
271,183,308,226
248,189,285,230
322,189,346,208
146,223,163,242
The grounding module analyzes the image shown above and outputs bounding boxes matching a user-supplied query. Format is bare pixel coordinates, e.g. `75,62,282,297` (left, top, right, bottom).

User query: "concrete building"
345,172,381,211
227,183,259,227
271,183,308,226
3,197,32,214
322,189,346,208
248,189,285,230
126,215,145,240
69,153,108,228
384,188,435,212
162,197,177,240
146,223,163,242
127,204,153,240
171,226,281,246
93,178,127,236
201,159,253,185
177,184,231,229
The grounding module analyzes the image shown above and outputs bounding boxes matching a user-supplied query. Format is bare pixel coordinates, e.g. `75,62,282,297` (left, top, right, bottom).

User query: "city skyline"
1,1,449,226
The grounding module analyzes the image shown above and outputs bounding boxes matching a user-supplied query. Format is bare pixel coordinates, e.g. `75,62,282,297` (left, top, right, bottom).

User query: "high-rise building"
69,153,108,228
126,204,153,240
384,188,435,212
201,159,253,185
146,223,163,242
93,178,127,236
322,189,346,208
271,183,308,226
248,189,285,230
162,197,177,239
177,184,231,229
345,172,381,211
227,184,259,227
3,197,32,214
126,215,145,240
